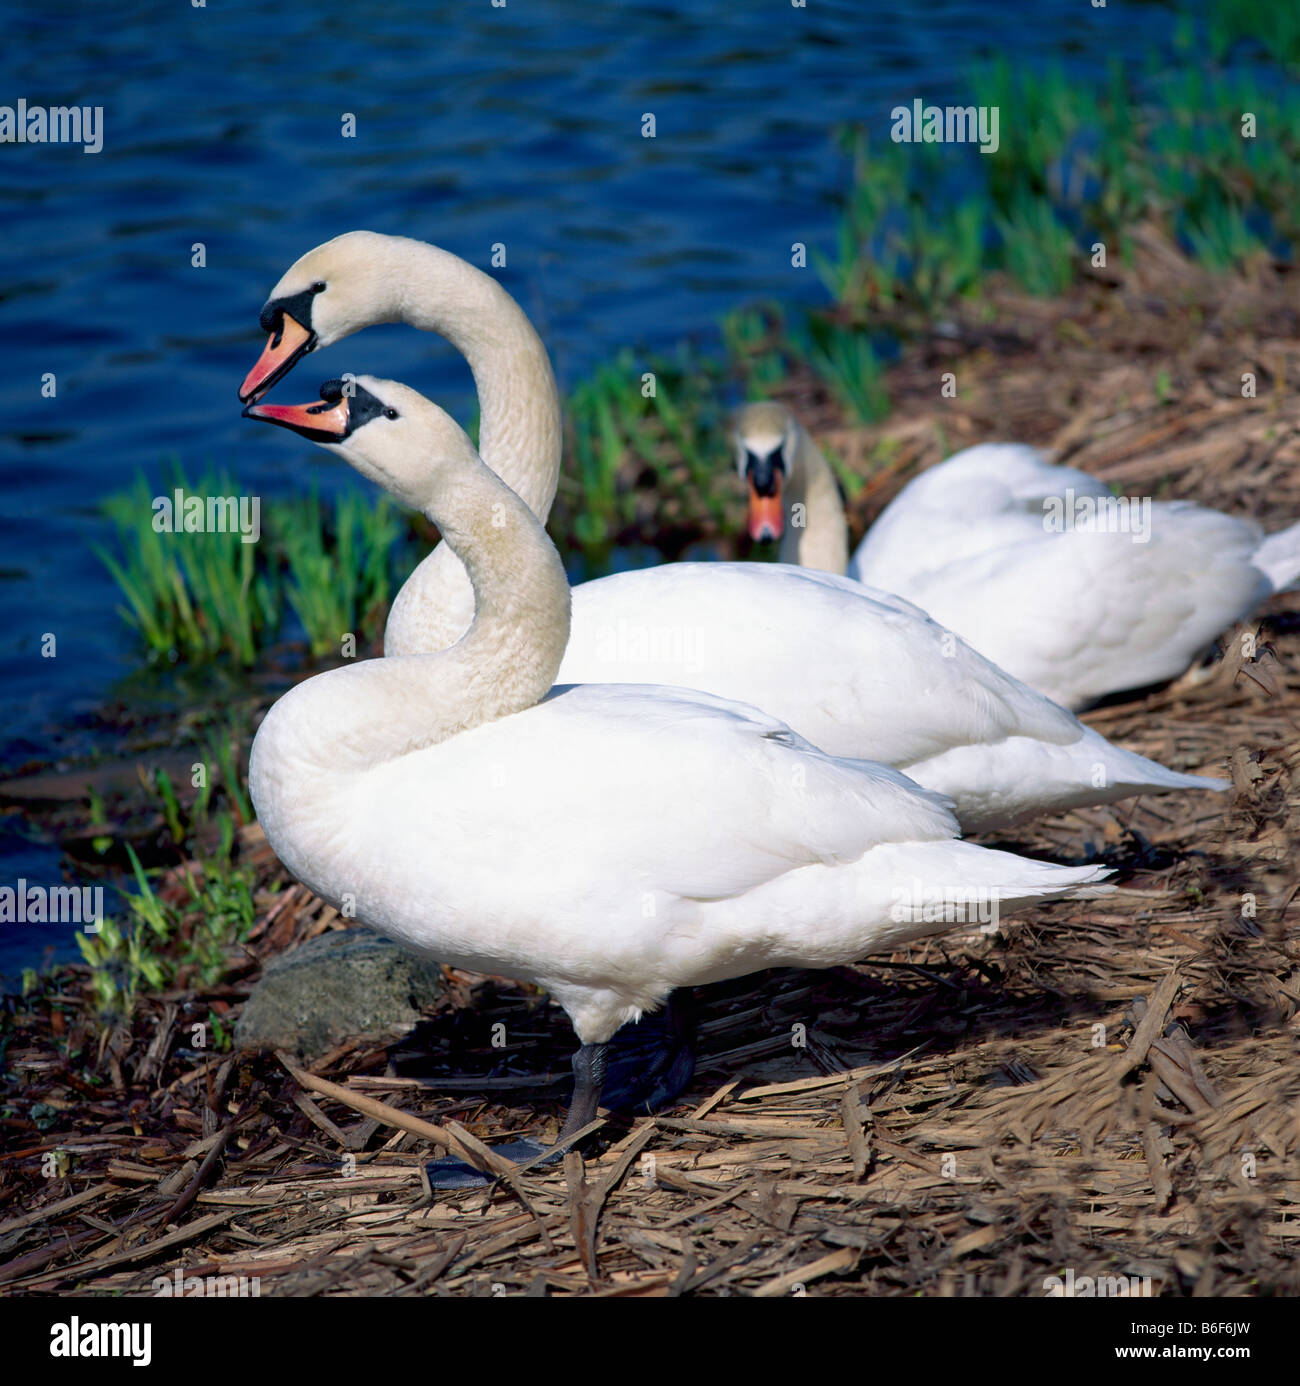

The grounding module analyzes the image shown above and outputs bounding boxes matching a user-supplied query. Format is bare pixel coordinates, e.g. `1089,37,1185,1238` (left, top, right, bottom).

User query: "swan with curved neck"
244,372,1112,1154
241,231,562,654
732,401,1300,710
239,234,1225,829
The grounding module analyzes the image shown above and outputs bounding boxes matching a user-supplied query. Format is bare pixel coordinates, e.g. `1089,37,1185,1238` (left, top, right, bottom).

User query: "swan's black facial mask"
744,445,786,542
238,282,326,403
744,446,785,498
242,379,394,443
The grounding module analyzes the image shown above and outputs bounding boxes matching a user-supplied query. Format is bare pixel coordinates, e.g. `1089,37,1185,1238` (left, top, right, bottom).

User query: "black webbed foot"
599,988,697,1114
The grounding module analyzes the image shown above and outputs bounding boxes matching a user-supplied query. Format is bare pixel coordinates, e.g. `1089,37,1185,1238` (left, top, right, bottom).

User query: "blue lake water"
0,0,1196,975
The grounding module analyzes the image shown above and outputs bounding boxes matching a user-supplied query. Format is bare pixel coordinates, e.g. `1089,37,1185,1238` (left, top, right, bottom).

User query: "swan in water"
237,233,1224,830
243,373,1112,1161
731,401,1300,710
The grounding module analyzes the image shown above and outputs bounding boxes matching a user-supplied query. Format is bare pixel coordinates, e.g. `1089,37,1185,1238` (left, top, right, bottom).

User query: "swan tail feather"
1101,753,1228,797
1255,519,1300,593
883,842,1112,928
908,730,1225,834
1076,728,1227,801
945,844,1112,901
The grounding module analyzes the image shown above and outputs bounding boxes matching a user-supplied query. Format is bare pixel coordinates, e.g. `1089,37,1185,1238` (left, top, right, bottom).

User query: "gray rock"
235,927,446,1060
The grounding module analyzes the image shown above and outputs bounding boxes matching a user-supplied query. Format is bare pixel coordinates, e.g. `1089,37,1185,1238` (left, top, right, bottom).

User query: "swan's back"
319,678,1105,1041
849,445,1276,706
917,506,1266,703
332,683,966,1014
357,680,961,914
557,561,1081,769
851,444,1110,587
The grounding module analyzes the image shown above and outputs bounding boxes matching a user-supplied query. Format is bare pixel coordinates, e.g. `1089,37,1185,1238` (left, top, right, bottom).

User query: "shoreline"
2,224,1298,1295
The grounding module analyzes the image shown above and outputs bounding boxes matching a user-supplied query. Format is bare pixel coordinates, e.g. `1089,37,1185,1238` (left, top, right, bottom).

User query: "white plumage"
558,562,1225,831
851,442,1299,708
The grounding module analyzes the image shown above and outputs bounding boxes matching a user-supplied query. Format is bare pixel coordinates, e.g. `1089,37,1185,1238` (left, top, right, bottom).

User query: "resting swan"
243,373,1112,1155
732,401,1300,710
238,232,1224,831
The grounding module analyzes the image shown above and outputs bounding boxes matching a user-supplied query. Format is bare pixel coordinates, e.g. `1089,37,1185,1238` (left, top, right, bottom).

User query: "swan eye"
384,407,399,420
311,281,326,293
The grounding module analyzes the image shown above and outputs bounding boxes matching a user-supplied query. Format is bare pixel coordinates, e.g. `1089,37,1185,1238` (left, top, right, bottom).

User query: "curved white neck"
250,453,572,898
779,426,850,574
374,239,563,655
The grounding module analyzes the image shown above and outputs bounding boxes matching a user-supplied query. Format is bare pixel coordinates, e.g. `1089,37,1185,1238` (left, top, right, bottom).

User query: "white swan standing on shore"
237,232,1225,830
731,401,1300,710
243,373,1112,1154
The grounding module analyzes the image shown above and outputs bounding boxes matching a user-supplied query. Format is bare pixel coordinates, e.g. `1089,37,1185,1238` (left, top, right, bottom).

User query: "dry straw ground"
2,232,1297,1297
